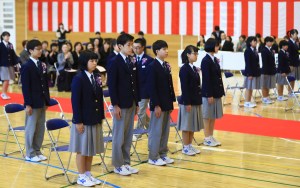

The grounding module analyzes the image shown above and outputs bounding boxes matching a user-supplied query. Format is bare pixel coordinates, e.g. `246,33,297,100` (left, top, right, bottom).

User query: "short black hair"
120,31,126,35
79,51,99,71
204,38,217,52
240,35,246,41
27,39,42,52
279,40,289,49
264,36,274,43
50,43,58,49
181,45,198,64
138,31,144,36
152,40,168,55
288,29,299,36
85,42,94,50
95,31,101,35
214,26,220,31
1,31,10,41
246,36,257,47
22,40,28,48
74,42,83,51
134,38,146,47
117,33,134,46
255,33,261,38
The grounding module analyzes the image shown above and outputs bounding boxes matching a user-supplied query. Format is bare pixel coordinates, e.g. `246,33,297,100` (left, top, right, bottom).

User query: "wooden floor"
1,50,300,188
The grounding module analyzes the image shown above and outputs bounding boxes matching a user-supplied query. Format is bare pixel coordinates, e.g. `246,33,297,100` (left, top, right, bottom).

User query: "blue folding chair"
223,72,245,106
44,118,73,184
285,76,300,111
3,103,25,158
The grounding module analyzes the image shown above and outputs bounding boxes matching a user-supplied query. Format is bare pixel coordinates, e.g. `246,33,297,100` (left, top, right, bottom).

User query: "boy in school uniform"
132,38,154,141
108,34,140,176
21,39,50,162
147,40,176,166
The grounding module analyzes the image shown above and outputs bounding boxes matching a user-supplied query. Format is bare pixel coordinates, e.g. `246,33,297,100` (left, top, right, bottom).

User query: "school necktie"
91,74,97,92
37,60,42,72
137,56,140,64
126,57,131,69
253,48,258,56
193,66,198,73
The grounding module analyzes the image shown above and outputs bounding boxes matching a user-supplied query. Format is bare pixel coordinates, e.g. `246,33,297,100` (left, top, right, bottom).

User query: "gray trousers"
112,104,136,167
148,111,171,160
135,99,150,129
25,108,46,157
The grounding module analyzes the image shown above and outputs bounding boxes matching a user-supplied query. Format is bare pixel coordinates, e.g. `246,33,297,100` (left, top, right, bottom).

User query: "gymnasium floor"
0,55,300,188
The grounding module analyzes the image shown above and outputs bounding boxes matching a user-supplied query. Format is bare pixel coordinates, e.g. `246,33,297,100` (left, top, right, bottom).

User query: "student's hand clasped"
114,105,122,120
185,105,191,112
208,97,214,104
76,123,84,134
154,106,162,118
248,76,253,80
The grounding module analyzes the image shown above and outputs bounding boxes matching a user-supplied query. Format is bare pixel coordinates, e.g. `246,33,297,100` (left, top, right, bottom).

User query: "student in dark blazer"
147,40,176,166
69,51,104,187
47,43,58,86
21,39,50,162
0,31,19,100
201,38,224,147
177,45,203,156
243,36,261,108
276,40,291,101
260,36,276,104
105,39,119,86
133,38,154,140
271,35,279,53
108,34,140,176
287,29,300,94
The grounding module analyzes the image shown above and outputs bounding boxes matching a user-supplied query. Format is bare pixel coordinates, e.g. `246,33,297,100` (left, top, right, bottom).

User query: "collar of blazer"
81,71,98,96
28,59,43,75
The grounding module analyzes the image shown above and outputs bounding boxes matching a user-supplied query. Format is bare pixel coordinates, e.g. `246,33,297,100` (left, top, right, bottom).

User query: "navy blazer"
108,54,140,108
201,54,225,98
147,59,176,111
106,52,117,72
0,42,18,67
71,71,104,125
261,46,276,75
136,53,154,99
21,59,50,108
288,39,300,67
179,63,202,105
277,50,291,74
244,47,261,77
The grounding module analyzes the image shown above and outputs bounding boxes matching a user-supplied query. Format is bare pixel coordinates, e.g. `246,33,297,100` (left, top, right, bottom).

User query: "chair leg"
10,129,25,158
3,127,10,156
131,143,141,162
45,148,53,180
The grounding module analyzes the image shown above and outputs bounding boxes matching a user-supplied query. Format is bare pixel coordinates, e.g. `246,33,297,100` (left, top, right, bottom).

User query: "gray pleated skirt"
177,104,204,132
276,73,288,85
0,66,15,81
260,74,276,89
290,66,300,80
243,76,261,90
69,123,104,156
202,97,223,119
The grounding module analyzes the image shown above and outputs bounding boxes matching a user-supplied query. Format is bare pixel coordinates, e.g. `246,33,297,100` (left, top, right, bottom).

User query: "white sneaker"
203,137,218,147
77,174,96,187
288,93,297,98
277,96,288,101
244,102,256,108
148,158,166,166
88,175,101,185
25,156,41,162
189,145,201,154
113,165,131,176
1,93,10,100
125,165,139,174
161,156,174,164
38,155,47,161
262,98,274,104
210,136,221,146
182,146,196,156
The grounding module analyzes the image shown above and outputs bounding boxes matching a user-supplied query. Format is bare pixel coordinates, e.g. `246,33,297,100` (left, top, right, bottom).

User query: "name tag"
133,67,136,70
142,65,145,68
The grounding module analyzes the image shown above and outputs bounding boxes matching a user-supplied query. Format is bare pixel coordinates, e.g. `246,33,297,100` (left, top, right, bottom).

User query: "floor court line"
280,138,300,144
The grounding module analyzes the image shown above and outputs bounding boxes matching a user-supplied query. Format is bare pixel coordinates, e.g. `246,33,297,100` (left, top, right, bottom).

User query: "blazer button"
95,100,98,102
96,109,98,111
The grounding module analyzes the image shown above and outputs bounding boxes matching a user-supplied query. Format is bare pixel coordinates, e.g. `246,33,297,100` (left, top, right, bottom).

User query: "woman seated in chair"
69,51,105,187
56,43,74,91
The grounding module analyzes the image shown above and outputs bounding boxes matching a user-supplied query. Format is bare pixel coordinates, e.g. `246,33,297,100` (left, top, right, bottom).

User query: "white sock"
79,174,85,178
184,145,189,148
85,171,91,177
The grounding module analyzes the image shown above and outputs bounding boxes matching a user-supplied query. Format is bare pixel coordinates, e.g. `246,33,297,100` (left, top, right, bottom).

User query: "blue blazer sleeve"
201,58,213,97
244,49,253,76
179,66,191,105
71,75,83,124
108,60,120,106
148,63,160,107
21,64,32,106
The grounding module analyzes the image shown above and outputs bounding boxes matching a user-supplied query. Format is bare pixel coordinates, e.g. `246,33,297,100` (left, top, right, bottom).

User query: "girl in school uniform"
0,31,18,100
69,51,104,187
201,38,225,147
276,40,291,101
287,29,300,95
177,45,204,155
243,36,261,108
260,36,276,104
